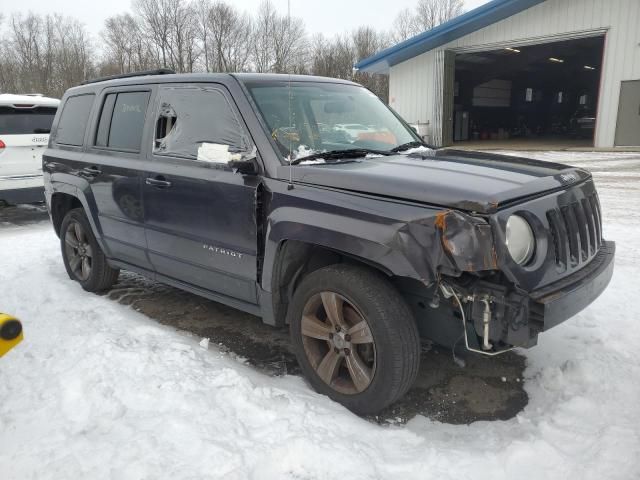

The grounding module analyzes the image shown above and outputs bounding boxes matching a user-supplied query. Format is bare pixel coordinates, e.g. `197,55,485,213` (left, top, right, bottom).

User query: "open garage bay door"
451,35,605,149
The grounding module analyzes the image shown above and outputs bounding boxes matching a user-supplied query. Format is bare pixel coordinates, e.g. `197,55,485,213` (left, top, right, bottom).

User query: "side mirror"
228,154,259,175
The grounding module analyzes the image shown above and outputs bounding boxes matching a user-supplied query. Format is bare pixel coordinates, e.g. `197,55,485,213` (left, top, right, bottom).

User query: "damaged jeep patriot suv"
44,70,615,414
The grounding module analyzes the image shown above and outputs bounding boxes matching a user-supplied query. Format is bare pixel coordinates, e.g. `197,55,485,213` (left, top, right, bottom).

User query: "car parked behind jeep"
0,94,59,205
43,70,614,414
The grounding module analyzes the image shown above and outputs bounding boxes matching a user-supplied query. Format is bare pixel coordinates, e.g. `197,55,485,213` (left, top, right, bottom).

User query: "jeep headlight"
505,215,535,265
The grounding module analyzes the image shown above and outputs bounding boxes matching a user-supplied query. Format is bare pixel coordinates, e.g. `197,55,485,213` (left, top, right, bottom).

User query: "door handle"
145,176,172,188
82,166,102,176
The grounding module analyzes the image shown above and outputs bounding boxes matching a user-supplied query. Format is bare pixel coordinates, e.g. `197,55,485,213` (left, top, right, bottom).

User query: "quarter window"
153,85,249,161
55,94,95,146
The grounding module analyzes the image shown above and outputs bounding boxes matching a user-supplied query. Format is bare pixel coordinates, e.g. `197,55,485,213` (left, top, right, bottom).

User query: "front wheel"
288,264,420,415
60,208,119,292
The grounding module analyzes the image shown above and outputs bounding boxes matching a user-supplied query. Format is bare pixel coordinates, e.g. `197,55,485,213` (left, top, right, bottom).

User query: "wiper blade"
389,141,432,153
290,148,390,165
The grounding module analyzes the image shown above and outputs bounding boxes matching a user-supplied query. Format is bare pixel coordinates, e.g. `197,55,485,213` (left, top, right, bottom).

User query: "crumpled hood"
278,149,591,213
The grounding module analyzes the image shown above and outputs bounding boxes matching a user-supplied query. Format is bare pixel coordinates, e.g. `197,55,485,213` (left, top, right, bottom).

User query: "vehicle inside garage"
452,35,604,148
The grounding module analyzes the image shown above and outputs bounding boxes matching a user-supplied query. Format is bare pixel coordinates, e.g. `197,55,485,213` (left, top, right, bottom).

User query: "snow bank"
1,151,639,479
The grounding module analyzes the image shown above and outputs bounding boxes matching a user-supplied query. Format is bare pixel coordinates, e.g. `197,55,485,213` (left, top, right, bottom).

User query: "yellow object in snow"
0,313,23,357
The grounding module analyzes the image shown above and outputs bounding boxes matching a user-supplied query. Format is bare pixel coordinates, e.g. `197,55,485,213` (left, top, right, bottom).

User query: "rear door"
83,87,154,270
0,105,56,182
142,83,260,303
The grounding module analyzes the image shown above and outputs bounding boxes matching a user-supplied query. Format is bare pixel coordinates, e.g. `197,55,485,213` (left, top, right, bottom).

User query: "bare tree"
251,0,307,73
310,33,354,80
0,0,401,102
251,0,277,73
0,13,94,97
415,0,464,31
392,0,464,42
309,27,389,101
193,0,212,71
134,0,171,68
391,8,416,44
271,12,307,73
205,1,253,72
102,14,157,74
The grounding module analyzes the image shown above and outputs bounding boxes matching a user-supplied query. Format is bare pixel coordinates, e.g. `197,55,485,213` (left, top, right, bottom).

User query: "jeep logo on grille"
559,172,578,184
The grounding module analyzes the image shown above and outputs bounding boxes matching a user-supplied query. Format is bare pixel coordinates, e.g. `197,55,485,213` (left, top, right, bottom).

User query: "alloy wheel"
300,291,376,395
64,221,93,281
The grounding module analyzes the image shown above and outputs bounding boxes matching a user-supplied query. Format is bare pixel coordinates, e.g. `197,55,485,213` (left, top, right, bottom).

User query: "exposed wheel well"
270,240,397,326
51,193,82,237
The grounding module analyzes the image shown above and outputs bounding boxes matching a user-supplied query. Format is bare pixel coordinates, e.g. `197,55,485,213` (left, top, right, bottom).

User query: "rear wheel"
60,208,119,292
288,264,420,415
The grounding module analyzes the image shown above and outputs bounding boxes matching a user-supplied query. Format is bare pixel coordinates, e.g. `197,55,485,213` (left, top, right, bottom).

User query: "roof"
70,72,357,93
355,0,546,73
0,93,60,108
233,73,358,86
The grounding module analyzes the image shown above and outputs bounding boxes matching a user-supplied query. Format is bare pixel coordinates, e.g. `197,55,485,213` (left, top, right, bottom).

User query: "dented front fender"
261,179,499,291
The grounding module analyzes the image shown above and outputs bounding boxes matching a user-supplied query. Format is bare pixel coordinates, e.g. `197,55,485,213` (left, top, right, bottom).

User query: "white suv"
0,94,59,204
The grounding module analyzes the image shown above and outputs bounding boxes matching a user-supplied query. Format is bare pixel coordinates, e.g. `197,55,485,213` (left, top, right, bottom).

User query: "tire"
60,208,119,292
288,264,420,415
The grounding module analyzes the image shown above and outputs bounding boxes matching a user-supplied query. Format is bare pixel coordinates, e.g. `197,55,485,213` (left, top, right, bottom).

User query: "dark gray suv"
43,70,614,414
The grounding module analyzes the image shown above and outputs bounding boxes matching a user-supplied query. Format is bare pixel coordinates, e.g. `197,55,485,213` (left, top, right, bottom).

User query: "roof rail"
81,68,176,85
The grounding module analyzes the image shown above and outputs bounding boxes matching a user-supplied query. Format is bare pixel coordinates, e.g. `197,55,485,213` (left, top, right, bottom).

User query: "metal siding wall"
389,0,640,147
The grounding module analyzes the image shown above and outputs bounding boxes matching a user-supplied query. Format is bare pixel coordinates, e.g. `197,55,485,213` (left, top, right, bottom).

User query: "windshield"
0,106,57,135
246,82,421,162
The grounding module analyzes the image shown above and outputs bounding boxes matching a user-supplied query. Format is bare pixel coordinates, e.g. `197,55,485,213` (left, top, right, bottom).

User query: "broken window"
152,85,250,161
155,103,177,150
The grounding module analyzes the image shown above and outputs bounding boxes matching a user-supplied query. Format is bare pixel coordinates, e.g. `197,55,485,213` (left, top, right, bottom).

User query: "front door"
615,80,640,146
142,83,259,303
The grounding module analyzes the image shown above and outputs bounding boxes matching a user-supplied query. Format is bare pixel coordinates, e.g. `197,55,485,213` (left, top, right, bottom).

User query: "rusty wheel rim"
300,291,376,395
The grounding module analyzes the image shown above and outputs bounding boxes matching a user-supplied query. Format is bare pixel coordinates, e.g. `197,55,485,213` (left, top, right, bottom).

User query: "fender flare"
260,208,429,293
50,174,109,255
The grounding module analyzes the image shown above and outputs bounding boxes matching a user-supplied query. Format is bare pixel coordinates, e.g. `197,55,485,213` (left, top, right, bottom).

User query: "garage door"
615,80,640,146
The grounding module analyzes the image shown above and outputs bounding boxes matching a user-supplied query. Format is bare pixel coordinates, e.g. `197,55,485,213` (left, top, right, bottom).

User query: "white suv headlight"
506,215,535,265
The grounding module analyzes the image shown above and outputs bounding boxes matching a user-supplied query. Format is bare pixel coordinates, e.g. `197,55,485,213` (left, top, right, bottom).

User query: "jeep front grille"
546,193,603,272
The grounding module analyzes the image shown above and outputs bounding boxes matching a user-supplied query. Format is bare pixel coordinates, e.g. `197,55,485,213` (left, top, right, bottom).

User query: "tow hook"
480,297,493,351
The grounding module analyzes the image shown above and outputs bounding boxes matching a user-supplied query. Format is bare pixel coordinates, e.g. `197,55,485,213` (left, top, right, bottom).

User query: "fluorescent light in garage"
584,65,596,70
505,47,521,53
549,57,564,63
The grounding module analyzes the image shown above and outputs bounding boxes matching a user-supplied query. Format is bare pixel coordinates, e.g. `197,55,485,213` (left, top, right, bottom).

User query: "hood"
278,149,591,213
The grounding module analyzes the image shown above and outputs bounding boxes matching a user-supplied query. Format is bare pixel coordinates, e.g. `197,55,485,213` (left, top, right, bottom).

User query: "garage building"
355,0,640,148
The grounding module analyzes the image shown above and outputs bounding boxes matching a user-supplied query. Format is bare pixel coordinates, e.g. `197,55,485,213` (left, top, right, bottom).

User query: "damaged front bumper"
529,241,615,331
442,241,615,353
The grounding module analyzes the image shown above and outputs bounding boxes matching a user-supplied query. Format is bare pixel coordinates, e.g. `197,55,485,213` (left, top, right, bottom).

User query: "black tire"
60,208,119,292
288,264,420,415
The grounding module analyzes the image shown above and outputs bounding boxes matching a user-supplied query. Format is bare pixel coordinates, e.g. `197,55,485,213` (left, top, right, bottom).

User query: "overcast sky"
6,0,491,39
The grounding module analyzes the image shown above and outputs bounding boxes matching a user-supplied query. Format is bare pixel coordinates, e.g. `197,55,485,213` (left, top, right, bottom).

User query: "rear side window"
153,85,249,161
0,106,57,135
95,91,150,152
55,94,95,146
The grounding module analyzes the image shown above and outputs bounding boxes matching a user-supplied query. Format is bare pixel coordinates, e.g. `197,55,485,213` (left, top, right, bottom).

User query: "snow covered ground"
1,151,640,479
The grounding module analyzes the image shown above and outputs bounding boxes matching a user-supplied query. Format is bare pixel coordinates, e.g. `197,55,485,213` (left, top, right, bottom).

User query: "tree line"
0,0,463,100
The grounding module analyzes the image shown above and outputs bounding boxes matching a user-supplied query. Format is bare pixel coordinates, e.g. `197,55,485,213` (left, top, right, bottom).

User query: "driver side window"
152,85,250,162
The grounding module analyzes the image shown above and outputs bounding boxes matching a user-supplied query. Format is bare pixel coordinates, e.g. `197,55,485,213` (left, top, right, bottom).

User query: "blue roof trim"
355,0,546,73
